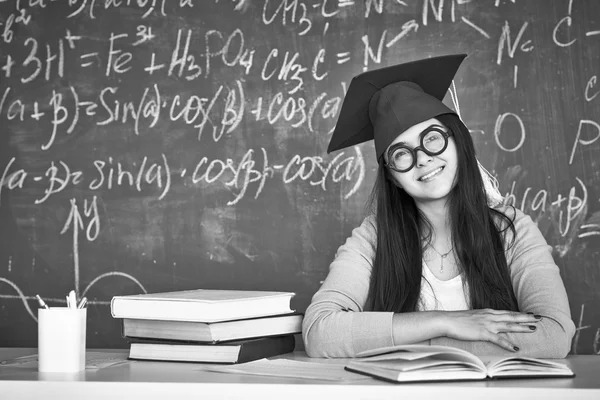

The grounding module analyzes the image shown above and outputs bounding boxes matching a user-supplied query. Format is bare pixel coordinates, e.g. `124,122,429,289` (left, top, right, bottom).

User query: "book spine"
236,335,295,363
110,297,117,317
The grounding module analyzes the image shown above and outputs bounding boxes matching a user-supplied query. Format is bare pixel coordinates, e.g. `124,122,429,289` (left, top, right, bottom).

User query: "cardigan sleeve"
430,207,576,358
302,216,397,357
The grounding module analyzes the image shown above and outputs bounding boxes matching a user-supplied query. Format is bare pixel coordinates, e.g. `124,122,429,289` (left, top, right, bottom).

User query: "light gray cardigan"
302,206,575,358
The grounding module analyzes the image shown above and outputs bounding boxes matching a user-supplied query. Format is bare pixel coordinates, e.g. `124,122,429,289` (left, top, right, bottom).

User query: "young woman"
302,54,575,358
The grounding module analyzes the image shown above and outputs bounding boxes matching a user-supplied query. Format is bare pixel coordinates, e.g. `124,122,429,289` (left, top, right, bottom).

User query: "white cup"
38,308,87,372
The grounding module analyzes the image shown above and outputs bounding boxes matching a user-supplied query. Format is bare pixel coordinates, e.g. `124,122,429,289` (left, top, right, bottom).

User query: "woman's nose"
415,148,433,167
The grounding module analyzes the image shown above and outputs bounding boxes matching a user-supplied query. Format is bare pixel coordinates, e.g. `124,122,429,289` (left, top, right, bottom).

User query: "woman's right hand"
440,309,542,352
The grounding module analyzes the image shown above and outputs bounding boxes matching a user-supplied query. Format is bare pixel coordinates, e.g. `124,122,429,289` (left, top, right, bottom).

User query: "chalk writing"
262,0,312,36
585,76,599,102
494,112,525,152
497,21,534,66
569,119,600,165
0,0,599,353
2,147,363,208
67,0,170,20
250,90,342,132
571,303,600,355
572,304,590,354
503,176,587,238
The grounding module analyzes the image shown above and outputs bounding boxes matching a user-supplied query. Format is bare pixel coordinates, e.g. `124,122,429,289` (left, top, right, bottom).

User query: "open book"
345,344,574,383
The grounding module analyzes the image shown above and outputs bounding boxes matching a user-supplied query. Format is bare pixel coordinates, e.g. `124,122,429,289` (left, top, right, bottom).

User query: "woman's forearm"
391,311,445,345
430,315,572,358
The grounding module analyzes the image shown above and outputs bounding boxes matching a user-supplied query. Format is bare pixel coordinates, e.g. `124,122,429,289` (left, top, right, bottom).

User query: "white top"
418,262,469,311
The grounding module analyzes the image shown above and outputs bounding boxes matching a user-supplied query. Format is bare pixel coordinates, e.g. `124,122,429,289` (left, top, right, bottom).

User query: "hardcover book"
128,335,296,364
111,289,295,322
122,314,303,343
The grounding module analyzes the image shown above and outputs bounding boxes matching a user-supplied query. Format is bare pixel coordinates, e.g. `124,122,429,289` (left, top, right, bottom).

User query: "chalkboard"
0,0,598,354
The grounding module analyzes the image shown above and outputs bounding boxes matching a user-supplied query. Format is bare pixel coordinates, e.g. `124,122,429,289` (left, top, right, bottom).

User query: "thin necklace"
429,244,454,273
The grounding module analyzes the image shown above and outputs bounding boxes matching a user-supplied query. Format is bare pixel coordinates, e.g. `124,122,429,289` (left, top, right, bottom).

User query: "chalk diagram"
0,196,147,322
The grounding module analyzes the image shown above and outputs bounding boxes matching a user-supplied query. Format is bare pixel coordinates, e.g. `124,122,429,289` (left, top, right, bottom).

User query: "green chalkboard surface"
0,0,599,354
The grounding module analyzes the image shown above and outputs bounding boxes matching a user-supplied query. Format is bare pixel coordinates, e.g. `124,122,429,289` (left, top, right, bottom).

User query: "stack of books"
110,289,302,364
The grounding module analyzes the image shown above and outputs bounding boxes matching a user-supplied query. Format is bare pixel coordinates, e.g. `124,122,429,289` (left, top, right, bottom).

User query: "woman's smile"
418,166,445,182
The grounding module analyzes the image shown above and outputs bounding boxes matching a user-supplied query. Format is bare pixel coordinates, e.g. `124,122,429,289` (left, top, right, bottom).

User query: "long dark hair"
366,113,519,312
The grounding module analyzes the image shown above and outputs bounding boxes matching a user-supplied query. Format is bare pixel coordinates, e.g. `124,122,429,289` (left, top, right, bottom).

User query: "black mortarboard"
327,54,467,161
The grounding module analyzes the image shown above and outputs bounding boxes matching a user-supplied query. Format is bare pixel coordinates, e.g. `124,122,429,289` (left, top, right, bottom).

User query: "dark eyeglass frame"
384,126,453,173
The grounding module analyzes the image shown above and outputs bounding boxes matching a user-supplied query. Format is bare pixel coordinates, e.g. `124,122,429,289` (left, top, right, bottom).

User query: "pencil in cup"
35,294,49,309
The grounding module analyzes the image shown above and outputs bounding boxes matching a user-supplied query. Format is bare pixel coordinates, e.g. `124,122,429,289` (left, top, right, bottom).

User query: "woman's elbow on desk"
302,331,328,358
535,318,575,358
505,316,575,358
302,313,354,358
301,317,324,358
514,337,572,359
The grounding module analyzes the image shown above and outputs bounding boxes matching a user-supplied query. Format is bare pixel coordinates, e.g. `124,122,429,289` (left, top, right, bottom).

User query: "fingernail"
529,325,536,331
513,346,520,351
534,314,542,319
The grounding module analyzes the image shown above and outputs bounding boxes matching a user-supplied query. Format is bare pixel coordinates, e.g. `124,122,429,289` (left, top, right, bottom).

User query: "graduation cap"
327,54,467,161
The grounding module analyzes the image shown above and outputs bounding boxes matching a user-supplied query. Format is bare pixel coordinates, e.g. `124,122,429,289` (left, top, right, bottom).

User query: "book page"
480,356,574,377
0,352,128,370
357,345,485,372
354,357,482,373
358,351,442,362
345,362,487,382
198,359,372,381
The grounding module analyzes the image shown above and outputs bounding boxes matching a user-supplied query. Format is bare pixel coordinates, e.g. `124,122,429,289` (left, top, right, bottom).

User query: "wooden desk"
0,348,598,400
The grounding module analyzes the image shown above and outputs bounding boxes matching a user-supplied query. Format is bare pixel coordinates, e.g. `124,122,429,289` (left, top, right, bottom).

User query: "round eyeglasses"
384,126,453,173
